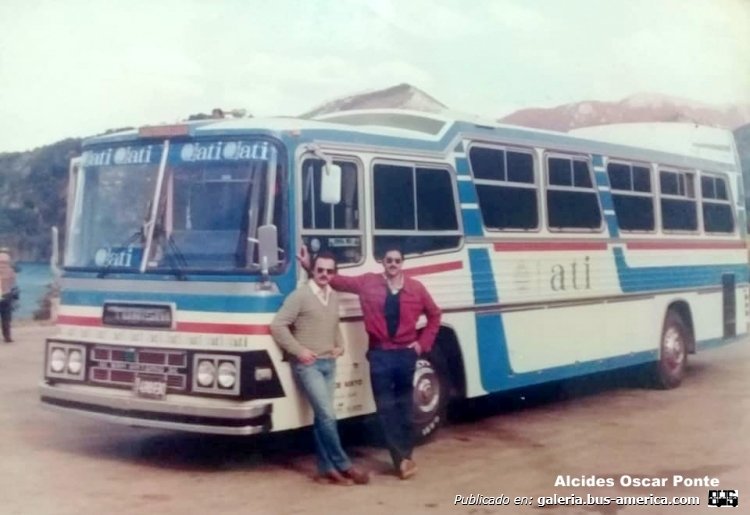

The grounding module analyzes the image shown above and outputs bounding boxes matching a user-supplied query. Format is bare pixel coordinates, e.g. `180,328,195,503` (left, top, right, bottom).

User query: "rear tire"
412,350,449,442
653,310,690,389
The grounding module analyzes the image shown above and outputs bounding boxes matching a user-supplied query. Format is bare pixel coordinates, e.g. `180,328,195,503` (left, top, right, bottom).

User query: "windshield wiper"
156,230,188,281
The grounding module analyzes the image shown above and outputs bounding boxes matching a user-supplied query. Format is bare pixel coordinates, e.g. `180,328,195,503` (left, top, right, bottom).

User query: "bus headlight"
217,361,237,389
46,341,86,380
67,349,83,374
50,348,66,373
192,354,240,395
196,360,216,387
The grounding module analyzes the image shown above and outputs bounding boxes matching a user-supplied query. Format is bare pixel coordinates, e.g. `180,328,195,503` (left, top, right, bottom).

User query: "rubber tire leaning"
652,310,690,389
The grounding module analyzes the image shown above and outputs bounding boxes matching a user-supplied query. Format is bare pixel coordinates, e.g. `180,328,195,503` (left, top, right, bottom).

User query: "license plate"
134,377,167,400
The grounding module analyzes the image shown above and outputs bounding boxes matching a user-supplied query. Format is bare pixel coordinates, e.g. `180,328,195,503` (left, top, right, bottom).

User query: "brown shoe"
341,466,370,485
399,459,418,480
315,470,353,486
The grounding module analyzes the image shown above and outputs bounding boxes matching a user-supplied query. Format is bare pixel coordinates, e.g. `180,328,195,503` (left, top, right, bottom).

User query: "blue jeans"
292,358,352,474
367,348,418,467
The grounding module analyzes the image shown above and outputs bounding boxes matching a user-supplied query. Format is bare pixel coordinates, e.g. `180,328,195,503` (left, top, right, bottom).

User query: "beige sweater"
270,284,343,359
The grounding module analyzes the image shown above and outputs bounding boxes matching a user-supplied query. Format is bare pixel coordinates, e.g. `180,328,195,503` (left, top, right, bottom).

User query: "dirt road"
1,324,747,514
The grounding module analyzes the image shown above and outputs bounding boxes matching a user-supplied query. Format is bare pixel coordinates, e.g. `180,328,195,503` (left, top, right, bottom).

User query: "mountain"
301,83,447,118
498,93,750,131
0,139,81,261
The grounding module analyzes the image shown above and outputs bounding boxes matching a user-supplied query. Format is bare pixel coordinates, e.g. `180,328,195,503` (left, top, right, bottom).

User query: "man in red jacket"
300,245,441,479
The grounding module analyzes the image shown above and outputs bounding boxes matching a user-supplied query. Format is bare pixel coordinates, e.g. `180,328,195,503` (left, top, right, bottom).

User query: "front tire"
412,351,449,442
653,310,690,389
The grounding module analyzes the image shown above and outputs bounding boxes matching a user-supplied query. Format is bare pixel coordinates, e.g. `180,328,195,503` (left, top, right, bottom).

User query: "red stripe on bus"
57,315,103,327
493,241,608,252
175,322,271,335
626,240,747,250
404,261,464,277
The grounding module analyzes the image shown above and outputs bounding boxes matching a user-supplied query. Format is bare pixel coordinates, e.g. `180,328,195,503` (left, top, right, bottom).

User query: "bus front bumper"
39,382,273,436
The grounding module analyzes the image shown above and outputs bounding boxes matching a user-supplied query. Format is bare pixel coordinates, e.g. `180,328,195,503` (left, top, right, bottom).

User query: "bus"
40,109,748,439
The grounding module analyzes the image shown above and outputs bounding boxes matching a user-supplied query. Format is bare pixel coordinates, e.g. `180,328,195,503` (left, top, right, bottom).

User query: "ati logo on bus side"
550,256,591,292
708,490,739,508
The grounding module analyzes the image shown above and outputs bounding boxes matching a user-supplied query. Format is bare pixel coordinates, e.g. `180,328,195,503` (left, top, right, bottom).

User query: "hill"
301,83,447,118
499,93,750,131
0,139,81,261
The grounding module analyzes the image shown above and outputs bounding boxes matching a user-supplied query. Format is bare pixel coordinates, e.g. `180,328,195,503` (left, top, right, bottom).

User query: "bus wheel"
412,352,448,442
653,311,689,389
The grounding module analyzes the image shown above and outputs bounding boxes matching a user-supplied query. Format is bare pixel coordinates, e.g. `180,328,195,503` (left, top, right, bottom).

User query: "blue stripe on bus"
600,194,614,211
696,335,746,351
468,248,511,392
595,171,609,187
592,154,605,168
477,335,742,394
606,215,620,238
487,350,658,392
455,157,471,176
475,312,512,391
61,290,285,313
458,180,478,203
462,209,484,237
468,248,498,304
613,247,750,292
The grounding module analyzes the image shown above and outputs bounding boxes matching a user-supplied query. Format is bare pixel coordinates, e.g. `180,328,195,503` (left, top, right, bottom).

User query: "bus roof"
85,109,739,171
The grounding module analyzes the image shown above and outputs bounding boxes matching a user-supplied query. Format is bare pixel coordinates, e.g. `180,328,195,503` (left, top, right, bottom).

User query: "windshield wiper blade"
160,233,188,281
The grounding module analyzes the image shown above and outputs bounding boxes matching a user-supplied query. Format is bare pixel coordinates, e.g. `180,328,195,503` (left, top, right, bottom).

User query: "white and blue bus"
40,109,748,438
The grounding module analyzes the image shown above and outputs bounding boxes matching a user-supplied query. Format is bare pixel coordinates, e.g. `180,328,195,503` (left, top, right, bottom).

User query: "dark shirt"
385,290,401,338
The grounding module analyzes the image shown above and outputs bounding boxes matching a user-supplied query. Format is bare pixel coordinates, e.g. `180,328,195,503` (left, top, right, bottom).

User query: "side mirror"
257,224,279,272
320,163,342,204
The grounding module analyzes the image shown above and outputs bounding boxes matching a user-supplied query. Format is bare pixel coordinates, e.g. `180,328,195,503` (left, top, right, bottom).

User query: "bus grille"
89,346,188,390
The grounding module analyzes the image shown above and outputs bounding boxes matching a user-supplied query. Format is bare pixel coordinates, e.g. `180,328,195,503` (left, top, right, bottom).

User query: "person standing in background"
0,249,17,343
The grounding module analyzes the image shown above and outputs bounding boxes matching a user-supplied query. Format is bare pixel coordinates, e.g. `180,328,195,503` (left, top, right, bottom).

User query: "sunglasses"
315,267,336,275
384,257,402,264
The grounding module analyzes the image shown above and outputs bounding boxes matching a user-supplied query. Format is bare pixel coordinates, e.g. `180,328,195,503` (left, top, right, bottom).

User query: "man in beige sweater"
271,252,368,486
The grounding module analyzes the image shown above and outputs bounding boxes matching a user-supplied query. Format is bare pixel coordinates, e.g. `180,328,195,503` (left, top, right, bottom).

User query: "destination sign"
172,140,276,163
81,144,163,167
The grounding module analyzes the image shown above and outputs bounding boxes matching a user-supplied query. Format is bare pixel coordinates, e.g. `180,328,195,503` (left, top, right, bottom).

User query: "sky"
0,0,748,153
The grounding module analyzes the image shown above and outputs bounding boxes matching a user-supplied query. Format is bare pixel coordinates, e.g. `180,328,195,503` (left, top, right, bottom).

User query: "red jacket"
330,272,441,353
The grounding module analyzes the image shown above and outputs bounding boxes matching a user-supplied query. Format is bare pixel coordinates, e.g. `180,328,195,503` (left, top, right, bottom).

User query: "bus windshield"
64,143,163,269
65,139,287,273
147,140,285,272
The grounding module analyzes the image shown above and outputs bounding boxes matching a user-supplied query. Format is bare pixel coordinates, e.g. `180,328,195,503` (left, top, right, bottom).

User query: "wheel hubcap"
663,326,685,371
413,359,440,414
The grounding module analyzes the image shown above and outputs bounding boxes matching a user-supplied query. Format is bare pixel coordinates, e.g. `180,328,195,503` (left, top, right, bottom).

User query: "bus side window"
546,155,602,230
372,163,461,258
660,168,698,232
607,161,655,232
301,158,362,265
701,174,735,234
468,145,538,231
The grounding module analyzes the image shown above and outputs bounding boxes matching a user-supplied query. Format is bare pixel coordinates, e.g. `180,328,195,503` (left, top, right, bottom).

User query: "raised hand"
297,243,311,271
